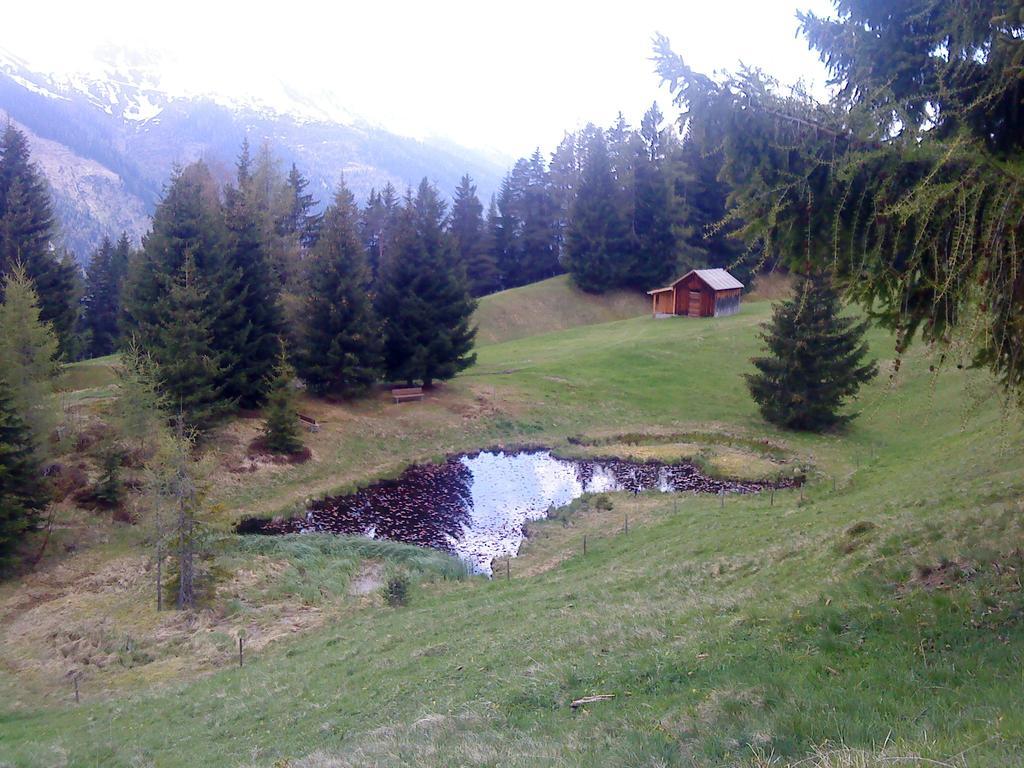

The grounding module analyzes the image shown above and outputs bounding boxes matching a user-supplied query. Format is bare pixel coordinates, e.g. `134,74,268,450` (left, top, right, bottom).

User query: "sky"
2,0,836,159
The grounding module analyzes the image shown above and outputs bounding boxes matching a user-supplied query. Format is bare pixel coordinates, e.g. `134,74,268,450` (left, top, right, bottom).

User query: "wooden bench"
391,386,424,404
297,413,321,432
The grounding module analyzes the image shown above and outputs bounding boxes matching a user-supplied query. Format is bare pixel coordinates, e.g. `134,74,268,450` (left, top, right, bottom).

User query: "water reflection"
238,449,785,575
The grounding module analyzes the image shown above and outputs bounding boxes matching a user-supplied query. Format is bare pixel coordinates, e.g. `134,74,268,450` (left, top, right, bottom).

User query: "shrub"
384,573,410,607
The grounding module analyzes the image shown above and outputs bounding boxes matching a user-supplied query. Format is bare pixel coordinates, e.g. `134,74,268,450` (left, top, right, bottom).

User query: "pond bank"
238,449,800,574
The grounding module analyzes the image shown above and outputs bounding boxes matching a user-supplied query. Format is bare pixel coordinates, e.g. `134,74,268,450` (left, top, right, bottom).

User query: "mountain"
0,46,509,262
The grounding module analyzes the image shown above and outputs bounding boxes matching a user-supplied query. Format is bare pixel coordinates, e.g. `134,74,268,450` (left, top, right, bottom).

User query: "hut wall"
671,273,711,316
652,291,675,314
713,289,742,317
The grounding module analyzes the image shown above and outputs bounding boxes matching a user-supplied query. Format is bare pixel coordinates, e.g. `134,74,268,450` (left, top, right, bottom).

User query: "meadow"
1,279,1022,767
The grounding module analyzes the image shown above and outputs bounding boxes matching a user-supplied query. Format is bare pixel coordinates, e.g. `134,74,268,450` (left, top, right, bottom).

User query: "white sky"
2,0,835,159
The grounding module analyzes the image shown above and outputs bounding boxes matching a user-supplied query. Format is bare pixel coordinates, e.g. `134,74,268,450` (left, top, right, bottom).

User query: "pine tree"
496,153,561,288
124,162,239,429
670,137,750,284
244,143,301,289
491,174,522,288
0,375,48,569
564,131,633,292
449,174,499,296
280,163,322,248
82,235,130,357
260,352,302,454
629,103,677,289
548,132,580,261
295,179,382,398
360,183,401,280
517,150,561,284
0,124,79,358
124,162,226,341
377,179,477,387
148,256,228,432
746,273,877,431
0,264,60,451
219,180,283,408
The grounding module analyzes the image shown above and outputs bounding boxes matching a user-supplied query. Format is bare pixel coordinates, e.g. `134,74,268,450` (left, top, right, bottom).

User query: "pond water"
238,449,786,575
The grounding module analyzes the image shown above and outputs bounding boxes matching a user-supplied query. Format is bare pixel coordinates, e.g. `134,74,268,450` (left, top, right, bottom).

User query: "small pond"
239,449,791,575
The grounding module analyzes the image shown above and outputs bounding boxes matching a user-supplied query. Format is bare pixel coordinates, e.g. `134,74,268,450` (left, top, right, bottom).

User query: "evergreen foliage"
115,341,166,456
563,131,633,292
260,352,303,455
490,175,522,289
377,179,477,387
147,256,228,432
219,179,283,408
81,233,131,358
360,183,402,280
246,143,302,290
629,103,678,289
449,174,498,296
746,273,877,431
0,375,47,569
295,179,382,398
0,264,60,451
280,163,322,249
0,123,79,358
654,3,1024,396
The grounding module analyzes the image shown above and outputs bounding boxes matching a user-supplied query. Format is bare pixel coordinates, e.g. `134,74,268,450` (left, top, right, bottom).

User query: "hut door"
688,290,702,317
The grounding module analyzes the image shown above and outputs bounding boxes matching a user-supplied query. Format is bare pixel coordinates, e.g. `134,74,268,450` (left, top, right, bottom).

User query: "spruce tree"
148,256,228,432
295,179,382,398
449,174,499,296
280,163,322,248
0,375,48,569
516,150,561,284
492,174,522,288
0,124,79,358
82,235,131,358
630,103,677,289
549,132,580,261
260,351,302,454
124,162,240,429
746,273,877,431
564,131,633,292
377,179,477,387
360,183,401,280
219,181,283,408
124,162,226,344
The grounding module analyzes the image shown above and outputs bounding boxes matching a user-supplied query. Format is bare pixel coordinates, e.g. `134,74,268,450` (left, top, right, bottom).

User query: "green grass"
473,274,648,345
2,295,1023,767
58,354,121,392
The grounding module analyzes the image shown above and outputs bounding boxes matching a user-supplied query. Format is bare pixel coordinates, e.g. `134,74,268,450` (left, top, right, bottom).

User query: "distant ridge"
0,45,508,260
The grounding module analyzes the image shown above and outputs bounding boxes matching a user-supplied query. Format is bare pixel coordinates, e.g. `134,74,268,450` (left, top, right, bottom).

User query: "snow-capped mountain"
0,45,507,261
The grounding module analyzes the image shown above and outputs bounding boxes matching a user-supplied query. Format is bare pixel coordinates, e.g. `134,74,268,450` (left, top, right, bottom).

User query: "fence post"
770,487,775,506
238,636,244,667
719,489,725,508
74,675,79,704
583,535,587,556
506,558,510,581
624,514,629,534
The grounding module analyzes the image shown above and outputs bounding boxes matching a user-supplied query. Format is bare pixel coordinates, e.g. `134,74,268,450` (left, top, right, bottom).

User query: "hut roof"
647,268,744,294
682,268,744,291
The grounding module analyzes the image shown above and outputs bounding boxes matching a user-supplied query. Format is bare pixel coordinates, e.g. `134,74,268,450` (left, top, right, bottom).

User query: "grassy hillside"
1,302,1022,767
473,274,648,345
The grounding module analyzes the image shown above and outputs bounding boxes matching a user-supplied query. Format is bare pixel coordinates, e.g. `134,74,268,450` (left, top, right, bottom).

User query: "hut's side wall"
652,291,675,314
713,288,742,317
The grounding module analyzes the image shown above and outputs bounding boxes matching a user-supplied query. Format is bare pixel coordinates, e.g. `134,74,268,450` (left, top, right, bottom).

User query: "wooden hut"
647,268,744,318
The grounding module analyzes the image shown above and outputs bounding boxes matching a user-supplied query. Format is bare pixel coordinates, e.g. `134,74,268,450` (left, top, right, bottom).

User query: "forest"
2,2,1024,766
